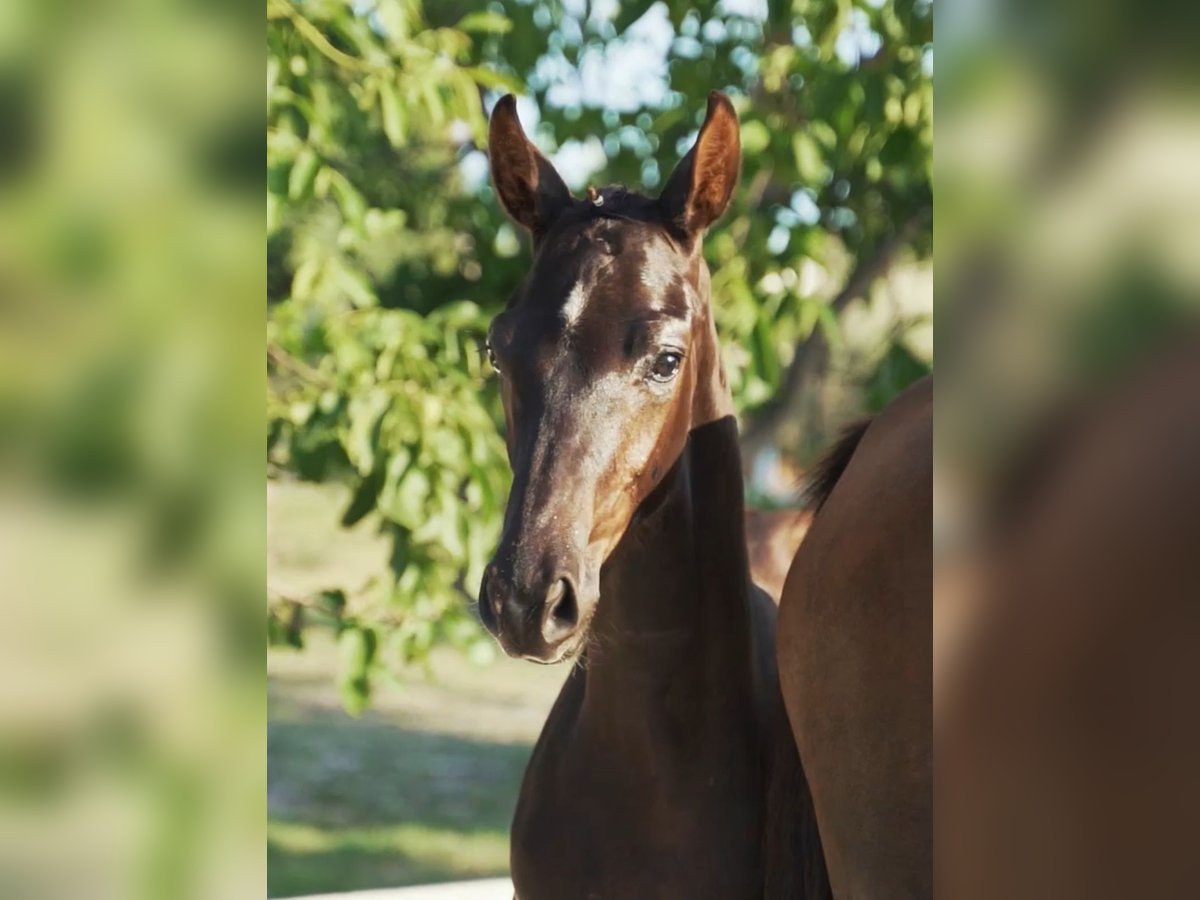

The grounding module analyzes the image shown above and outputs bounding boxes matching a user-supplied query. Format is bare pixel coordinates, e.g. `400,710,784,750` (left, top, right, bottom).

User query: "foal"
478,93,828,899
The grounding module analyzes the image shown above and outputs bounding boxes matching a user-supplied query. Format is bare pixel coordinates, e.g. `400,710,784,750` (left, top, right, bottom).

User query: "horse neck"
582,328,757,717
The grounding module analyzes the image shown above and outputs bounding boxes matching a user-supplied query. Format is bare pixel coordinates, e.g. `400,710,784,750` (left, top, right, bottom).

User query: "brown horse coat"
778,376,933,899
937,341,1200,899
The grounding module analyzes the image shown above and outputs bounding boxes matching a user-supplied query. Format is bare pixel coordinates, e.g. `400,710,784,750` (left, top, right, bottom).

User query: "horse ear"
488,95,572,236
659,91,741,236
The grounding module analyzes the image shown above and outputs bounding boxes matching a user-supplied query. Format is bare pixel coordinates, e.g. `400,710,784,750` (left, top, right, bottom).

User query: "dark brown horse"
777,377,933,899
478,92,829,899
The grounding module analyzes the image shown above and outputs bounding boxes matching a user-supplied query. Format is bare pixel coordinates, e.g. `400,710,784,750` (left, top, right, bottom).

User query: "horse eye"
485,340,501,374
648,350,683,383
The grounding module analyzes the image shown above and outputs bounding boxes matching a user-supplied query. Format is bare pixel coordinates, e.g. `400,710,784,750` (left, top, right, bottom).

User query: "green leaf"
464,66,524,95
338,626,379,715
421,80,445,126
267,601,304,649
287,147,320,201
379,79,408,148
343,388,390,474
341,467,383,527
390,466,430,529
329,170,367,229
334,262,376,308
268,609,301,648
456,11,512,34
318,589,348,622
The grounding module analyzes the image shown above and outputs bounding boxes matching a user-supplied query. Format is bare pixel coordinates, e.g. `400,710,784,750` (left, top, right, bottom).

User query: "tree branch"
268,343,336,389
269,0,387,73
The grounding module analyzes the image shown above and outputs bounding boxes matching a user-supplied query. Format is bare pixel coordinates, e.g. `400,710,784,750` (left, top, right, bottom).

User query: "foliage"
267,0,932,706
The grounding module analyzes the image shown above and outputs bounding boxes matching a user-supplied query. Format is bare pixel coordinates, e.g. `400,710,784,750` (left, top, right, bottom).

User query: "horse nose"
484,566,505,617
541,577,579,644
477,565,503,633
479,564,580,655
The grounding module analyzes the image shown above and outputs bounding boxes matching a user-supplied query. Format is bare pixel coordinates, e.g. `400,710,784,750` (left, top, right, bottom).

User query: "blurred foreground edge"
936,333,1200,899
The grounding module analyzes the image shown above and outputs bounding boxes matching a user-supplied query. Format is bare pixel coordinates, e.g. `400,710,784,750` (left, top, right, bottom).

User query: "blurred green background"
1,2,263,899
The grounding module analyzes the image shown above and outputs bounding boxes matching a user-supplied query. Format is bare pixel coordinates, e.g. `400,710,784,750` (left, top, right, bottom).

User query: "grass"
268,481,564,897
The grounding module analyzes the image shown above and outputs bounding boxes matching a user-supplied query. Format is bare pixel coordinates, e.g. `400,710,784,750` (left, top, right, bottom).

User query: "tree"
267,0,931,708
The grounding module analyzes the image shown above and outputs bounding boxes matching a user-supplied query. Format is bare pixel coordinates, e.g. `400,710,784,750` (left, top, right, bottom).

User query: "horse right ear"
658,91,741,238
488,95,572,237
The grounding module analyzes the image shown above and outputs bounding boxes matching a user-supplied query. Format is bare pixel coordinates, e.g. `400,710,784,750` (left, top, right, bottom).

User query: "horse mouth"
515,610,594,665
478,569,597,664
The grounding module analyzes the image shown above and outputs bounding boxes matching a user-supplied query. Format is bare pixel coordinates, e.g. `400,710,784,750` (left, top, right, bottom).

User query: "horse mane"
802,418,872,513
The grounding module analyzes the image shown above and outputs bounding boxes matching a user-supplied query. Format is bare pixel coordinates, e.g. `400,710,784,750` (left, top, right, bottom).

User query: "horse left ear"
659,91,741,236
488,94,572,238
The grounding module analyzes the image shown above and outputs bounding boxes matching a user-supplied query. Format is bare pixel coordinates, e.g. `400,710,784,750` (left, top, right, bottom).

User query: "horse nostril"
486,569,505,617
542,577,578,643
477,567,505,636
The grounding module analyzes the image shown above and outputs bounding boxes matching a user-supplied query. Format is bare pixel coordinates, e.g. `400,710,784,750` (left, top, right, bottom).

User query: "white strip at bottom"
282,877,513,900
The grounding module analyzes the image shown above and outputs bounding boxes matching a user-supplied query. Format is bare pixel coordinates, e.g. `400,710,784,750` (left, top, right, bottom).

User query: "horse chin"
519,626,590,666
555,629,591,663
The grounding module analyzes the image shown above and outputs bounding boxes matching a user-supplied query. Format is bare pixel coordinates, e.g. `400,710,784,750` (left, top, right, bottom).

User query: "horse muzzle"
478,562,592,662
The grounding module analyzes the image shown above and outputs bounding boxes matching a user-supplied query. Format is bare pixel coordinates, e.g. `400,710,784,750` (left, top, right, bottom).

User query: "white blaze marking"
639,242,678,307
561,280,589,325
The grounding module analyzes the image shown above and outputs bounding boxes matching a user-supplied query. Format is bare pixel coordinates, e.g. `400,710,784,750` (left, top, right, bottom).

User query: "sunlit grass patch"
267,820,509,896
